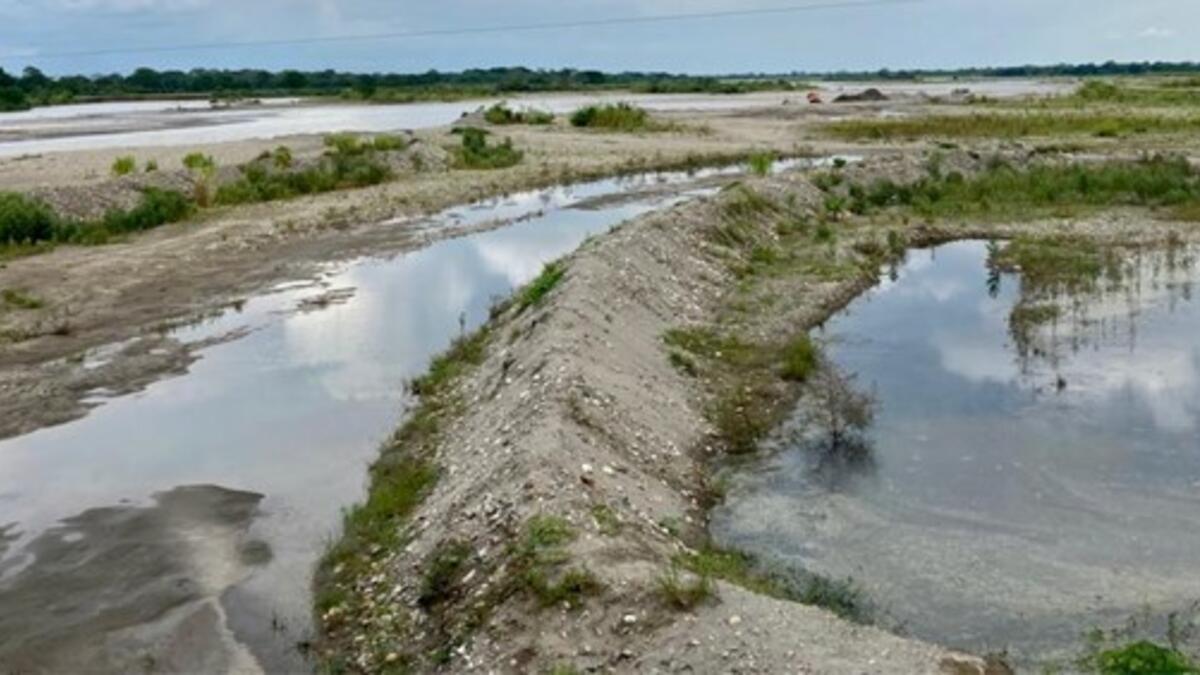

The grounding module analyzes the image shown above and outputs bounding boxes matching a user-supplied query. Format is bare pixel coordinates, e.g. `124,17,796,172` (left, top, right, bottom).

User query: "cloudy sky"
1,0,1196,76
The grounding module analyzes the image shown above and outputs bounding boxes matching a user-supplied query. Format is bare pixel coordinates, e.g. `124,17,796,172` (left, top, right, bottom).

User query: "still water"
715,240,1200,665
0,161,785,671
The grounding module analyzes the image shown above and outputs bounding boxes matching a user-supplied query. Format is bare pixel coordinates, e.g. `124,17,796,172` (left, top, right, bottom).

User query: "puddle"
0,158,811,672
714,240,1200,666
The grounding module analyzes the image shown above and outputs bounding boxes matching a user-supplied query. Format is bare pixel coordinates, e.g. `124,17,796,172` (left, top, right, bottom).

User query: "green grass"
590,504,621,535
517,262,566,312
508,516,603,609
779,334,819,382
418,540,473,609
483,102,554,125
657,566,714,611
1,289,44,310
826,112,1200,141
216,134,396,205
110,156,136,176
569,103,651,131
454,127,524,170
1090,641,1198,674
842,156,1200,223
1,188,193,252
989,236,1121,294
747,151,776,177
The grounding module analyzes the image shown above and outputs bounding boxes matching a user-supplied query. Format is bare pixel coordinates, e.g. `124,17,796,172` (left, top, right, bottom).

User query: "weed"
797,575,869,623
590,505,621,535
523,567,603,609
111,156,136,176
570,103,650,131
144,160,158,172
517,262,565,312
709,384,776,454
826,112,1200,141
484,102,554,125
1089,641,1198,675
780,334,819,382
182,152,217,206
748,151,776,177
0,192,57,246
668,350,699,377
455,127,523,169
273,145,293,169
418,540,473,609
524,515,575,551
1,288,44,310
657,566,714,610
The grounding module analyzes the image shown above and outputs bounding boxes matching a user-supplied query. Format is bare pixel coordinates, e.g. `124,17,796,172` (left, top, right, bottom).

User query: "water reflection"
714,240,1200,665
0,167,720,671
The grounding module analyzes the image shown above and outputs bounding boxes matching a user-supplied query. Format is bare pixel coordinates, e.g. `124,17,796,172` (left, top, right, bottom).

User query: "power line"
25,0,927,60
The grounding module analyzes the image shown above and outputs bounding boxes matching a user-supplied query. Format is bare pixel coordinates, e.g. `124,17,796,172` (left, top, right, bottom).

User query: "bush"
484,102,554,125
215,140,393,206
570,103,650,131
517,262,565,311
272,146,293,169
110,156,136,177
144,160,159,173
780,335,819,382
1092,641,1197,675
455,127,523,169
0,192,58,246
748,151,776,177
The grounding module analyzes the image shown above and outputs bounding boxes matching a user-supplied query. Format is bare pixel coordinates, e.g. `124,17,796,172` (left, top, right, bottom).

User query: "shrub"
0,192,58,246
111,156,136,176
182,153,217,206
272,145,293,169
1092,641,1197,675
657,567,713,610
516,262,565,311
748,151,776,177
484,102,554,125
1,289,44,310
144,160,159,173
455,127,523,169
570,103,650,131
780,335,819,382
803,366,877,452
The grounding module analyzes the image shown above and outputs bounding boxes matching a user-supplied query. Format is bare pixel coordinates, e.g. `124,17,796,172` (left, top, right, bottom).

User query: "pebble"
728,615,742,626
622,613,639,625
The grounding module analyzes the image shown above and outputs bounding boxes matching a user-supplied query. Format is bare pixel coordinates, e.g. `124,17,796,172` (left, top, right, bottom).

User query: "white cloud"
1137,26,1176,39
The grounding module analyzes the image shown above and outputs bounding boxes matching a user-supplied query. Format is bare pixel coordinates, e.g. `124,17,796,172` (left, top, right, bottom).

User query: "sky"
1,0,1198,76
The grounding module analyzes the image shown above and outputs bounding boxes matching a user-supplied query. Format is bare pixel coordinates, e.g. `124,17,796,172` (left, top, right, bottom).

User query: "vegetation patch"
1087,641,1198,675
570,103,652,131
516,261,566,312
316,327,492,667
826,112,1200,141
216,134,397,205
110,156,136,176
484,102,554,125
454,127,523,170
1,289,44,310
839,156,1200,223
1,188,193,252
657,566,714,611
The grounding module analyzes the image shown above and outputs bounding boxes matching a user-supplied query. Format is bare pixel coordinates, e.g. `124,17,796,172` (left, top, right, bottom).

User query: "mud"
0,485,267,674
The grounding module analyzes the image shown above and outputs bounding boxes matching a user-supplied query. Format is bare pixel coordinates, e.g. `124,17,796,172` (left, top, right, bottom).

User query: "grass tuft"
570,103,651,131
517,262,566,312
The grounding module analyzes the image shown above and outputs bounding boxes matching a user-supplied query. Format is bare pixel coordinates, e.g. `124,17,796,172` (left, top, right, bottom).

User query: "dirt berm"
317,157,1003,674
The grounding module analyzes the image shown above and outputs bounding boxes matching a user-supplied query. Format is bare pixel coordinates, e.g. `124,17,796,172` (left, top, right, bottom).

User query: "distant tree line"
4,61,1200,112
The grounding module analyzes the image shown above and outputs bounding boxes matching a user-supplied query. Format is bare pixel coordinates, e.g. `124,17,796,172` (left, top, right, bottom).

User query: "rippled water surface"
715,240,1200,664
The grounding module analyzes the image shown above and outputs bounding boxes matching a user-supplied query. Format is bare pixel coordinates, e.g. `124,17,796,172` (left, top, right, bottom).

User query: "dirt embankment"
314,156,1024,674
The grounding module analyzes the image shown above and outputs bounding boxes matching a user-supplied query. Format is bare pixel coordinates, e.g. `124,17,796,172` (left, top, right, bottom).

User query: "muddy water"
0,160,813,673
714,240,1200,666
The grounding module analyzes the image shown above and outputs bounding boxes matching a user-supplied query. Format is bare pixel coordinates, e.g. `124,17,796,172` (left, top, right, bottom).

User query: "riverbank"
313,148,1200,672
0,106,851,442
